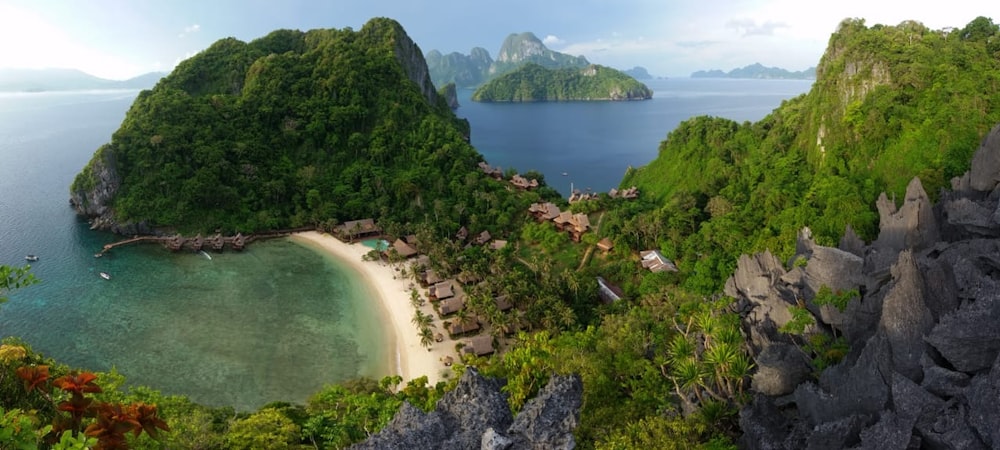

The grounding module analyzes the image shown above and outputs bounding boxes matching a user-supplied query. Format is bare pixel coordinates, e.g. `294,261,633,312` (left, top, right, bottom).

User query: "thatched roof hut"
465,335,495,356
449,318,480,335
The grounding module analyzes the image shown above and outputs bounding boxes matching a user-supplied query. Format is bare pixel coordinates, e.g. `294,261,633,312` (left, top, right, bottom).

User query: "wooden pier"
96,227,314,256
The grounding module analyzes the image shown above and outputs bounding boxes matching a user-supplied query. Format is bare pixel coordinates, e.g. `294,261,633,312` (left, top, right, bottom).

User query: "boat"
562,172,568,176
24,255,38,262
99,272,111,280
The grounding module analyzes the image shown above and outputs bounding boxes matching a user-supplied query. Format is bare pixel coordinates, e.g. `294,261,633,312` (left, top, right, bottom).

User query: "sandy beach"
291,231,457,387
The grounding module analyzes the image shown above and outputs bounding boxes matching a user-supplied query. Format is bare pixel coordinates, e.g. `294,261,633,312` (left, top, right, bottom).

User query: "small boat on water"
99,272,111,280
25,255,38,262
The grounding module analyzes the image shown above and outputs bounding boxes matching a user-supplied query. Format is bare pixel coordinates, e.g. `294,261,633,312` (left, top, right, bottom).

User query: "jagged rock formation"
352,369,582,450
425,32,589,89
734,123,1000,449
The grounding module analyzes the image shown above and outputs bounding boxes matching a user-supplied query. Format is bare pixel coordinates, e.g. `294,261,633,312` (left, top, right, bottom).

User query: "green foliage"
812,285,858,313
73,18,503,236
615,17,1000,292
224,407,300,449
778,305,816,335
472,63,652,102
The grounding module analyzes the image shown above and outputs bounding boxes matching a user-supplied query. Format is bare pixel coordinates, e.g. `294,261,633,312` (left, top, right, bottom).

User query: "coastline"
290,231,456,387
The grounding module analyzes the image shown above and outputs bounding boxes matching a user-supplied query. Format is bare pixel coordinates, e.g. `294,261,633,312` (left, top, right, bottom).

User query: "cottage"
510,174,539,190
166,234,186,252
528,202,561,221
456,226,469,241
423,269,442,286
640,250,678,273
190,234,204,251
231,233,246,251
449,318,481,335
597,237,614,253
439,296,465,316
473,230,492,246
429,280,456,301
597,276,625,303
555,211,590,242
465,334,495,356
388,239,418,259
338,219,380,240
210,233,225,251
478,161,503,179
490,240,508,250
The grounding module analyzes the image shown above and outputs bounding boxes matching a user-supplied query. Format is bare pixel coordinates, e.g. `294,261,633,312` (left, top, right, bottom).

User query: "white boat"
99,272,111,280
25,255,38,262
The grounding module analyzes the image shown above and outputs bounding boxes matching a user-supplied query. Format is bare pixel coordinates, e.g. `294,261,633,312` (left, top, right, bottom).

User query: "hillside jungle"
5,16,1000,449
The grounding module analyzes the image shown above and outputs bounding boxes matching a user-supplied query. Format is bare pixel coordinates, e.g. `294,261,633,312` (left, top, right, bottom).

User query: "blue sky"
0,0,991,80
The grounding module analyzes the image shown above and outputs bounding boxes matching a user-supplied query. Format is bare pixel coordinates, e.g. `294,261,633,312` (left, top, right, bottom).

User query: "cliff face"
734,123,1000,448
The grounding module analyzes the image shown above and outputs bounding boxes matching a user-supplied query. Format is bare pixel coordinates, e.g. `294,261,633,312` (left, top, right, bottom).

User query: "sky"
0,0,992,80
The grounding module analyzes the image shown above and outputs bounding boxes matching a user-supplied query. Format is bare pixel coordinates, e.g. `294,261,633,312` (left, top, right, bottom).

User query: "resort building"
338,218,380,240
597,237,614,253
439,296,465,316
554,211,591,242
478,161,503,179
465,334,495,356
449,317,481,335
608,186,640,200
510,174,539,190
387,238,418,259
528,202,561,221
640,250,678,273
429,280,456,301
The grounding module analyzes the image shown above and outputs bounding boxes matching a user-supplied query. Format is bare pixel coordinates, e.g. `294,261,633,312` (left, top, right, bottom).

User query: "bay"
457,78,813,195
0,77,810,410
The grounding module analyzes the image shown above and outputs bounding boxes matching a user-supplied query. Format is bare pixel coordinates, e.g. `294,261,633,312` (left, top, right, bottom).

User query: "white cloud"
725,18,789,37
542,34,564,46
178,24,200,38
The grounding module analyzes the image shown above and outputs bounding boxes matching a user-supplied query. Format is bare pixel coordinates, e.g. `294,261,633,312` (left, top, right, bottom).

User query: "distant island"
691,62,815,80
0,68,165,92
623,66,653,79
426,31,590,89
471,63,652,102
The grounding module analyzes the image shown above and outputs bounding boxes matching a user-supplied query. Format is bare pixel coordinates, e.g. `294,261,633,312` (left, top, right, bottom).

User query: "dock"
96,227,314,256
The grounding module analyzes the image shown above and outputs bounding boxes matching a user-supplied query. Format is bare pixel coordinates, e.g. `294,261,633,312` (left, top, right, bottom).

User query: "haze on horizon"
0,0,990,81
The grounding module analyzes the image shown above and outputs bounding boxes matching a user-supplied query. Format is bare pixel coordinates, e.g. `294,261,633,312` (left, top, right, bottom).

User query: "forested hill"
617,17,1000,291
471,63,653,102
70,18,544,235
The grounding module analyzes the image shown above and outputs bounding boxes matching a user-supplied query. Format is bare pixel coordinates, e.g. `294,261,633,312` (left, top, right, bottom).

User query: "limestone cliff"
735,123,1000,448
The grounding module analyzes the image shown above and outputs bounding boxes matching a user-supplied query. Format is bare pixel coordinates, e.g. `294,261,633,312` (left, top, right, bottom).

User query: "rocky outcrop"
352,369,582,450
736,123,1000,448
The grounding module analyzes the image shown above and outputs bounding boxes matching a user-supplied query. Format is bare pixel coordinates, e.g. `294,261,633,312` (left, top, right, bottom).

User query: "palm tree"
412,310,432,329
419,326,435,348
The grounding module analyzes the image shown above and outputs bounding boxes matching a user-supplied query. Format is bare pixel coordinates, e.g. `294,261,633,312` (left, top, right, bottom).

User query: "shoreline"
290,231,456,387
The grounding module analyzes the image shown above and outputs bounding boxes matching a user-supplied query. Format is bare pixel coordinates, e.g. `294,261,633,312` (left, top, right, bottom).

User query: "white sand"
291,231,457,387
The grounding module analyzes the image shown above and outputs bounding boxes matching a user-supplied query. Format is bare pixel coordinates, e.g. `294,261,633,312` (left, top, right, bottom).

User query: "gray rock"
507,374,583,450
853,411,914,450
804,414,870,450
481,428,513,450
725,251,797,331
738,393,797,450
926,295,1000,373
943,197,999,237
968,122,1000,192
795,333,890,426
839,224,866,259
916,400,987,450
867,177,939,276
752,343,812,396
964,355,1000,448
891,372,943,427
921,364,970,399
878,251,934,381
352,369,513,450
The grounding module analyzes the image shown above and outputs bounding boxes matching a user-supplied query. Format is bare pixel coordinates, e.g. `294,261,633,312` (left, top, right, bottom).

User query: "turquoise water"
0,91,389,411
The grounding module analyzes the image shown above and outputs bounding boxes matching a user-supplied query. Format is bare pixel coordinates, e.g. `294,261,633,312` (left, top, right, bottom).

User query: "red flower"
52,371,102,394
15,365,50,392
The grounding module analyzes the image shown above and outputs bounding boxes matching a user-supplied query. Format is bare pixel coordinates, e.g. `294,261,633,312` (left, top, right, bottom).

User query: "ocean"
0,78,810,410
